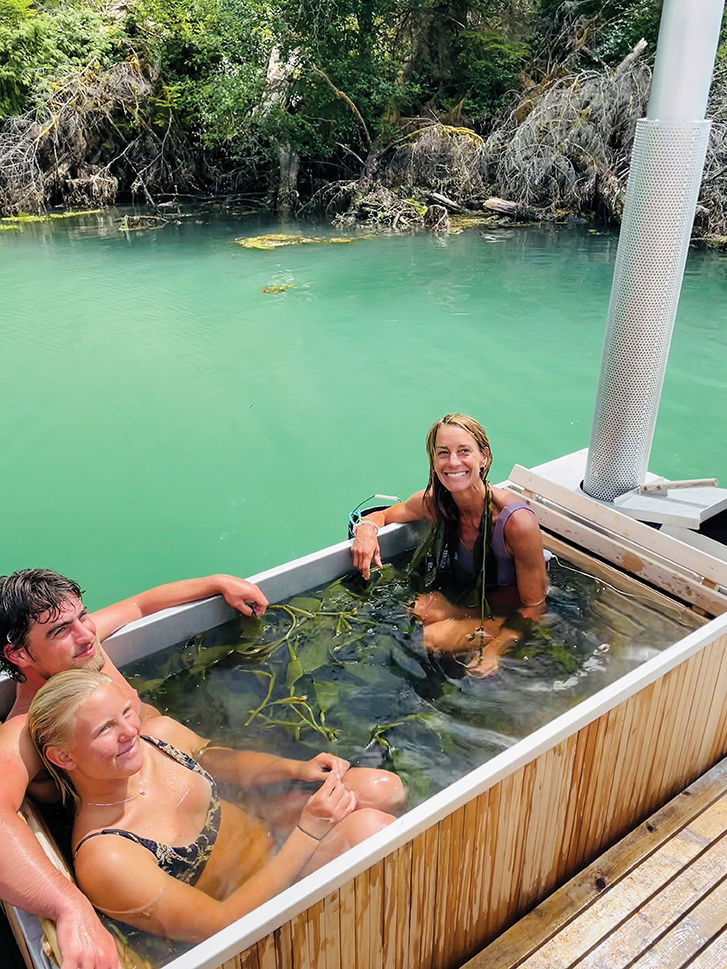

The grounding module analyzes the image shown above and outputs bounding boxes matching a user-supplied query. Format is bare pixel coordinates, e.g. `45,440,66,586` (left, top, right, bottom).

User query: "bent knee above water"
344,767,406,812
339,807,395,845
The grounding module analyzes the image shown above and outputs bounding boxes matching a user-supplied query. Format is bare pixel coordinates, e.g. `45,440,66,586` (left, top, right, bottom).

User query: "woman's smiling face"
64,682,143,779
432,424,487,493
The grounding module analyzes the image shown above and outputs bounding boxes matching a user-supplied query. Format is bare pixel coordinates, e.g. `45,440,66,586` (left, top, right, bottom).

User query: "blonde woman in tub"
0,570,401,965
351,414,548,676
28,670,400,941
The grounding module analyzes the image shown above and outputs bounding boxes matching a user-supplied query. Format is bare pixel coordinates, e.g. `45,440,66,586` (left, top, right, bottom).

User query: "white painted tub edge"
159,609,727,969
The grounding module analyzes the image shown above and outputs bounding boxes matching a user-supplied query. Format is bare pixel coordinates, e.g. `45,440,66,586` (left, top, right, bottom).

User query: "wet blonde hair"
424,414,492,528
27,670,113,812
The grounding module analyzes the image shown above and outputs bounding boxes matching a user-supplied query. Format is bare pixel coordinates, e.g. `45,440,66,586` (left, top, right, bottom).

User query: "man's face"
10,596,105,680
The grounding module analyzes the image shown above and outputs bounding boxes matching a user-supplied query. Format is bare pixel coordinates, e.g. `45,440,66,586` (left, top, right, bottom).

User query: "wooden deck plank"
630,878,727,968
518,794,727,968
685,926,727,968
576,831,727,967
462,757,727,969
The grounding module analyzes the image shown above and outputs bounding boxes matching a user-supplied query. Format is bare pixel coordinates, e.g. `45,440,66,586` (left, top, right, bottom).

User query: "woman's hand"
465,643,501,678
298,773,357,840
351,522,382,580
295,752,350,783
465,627,519,678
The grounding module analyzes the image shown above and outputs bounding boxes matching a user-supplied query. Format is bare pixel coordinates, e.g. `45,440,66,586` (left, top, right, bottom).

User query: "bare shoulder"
404,490,434,520
75,833,165,912
491,486,528,510
142,715,205,756
491,489,542,546
0,715,42,798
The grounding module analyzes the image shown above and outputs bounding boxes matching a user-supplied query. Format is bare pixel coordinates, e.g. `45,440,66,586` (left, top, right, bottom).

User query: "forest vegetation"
1,0,727,240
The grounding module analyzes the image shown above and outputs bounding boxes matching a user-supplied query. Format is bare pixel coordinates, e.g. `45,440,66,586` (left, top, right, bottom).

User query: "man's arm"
91,574,268,642
0,720,119,969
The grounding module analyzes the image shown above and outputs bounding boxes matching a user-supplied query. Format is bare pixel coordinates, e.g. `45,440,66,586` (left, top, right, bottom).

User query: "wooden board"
465,756,727,969
508,464,727,591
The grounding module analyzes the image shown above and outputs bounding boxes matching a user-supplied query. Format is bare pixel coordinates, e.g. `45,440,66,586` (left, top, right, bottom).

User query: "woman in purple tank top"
350,414,547,676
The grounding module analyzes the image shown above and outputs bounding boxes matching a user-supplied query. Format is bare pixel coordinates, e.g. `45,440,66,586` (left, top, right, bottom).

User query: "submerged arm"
91,574,269,642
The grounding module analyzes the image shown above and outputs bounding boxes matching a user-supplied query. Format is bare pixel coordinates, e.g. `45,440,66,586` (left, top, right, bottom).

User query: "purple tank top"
456,501,535,586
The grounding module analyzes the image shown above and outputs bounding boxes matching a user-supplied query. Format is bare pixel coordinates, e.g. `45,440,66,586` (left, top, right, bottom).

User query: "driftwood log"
426,190,464,212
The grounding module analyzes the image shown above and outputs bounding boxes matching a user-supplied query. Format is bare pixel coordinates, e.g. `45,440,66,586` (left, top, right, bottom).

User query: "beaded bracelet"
296,824,323,841
353,520,379,536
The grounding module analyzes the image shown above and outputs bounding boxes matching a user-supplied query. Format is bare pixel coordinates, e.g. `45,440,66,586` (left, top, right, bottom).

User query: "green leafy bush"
456,30,529,114
0,2,118,118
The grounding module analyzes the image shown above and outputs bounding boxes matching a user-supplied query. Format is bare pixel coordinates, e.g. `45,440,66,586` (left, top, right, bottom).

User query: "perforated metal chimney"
583,0,725,502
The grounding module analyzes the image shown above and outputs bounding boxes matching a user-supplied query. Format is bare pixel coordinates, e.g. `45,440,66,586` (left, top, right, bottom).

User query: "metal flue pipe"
583,0,725,502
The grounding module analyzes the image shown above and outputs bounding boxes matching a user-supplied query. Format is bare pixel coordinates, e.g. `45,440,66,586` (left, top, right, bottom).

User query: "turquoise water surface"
1,212,725,610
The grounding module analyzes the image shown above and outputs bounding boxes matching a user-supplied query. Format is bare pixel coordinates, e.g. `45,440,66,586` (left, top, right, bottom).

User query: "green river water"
1,210,725,608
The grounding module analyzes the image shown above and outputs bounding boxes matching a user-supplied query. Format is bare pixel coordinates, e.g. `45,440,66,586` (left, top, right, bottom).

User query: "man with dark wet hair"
1,570,87,681
0,567,268,969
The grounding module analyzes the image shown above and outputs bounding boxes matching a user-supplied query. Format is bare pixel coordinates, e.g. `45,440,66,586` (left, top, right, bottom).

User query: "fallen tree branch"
312,67,371,146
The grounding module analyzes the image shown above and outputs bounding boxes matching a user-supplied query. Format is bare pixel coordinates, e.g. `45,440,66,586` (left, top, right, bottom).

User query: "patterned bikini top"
73,734,221,886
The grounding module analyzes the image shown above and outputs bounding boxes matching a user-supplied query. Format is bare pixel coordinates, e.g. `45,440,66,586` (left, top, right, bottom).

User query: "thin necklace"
85,780,146,807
